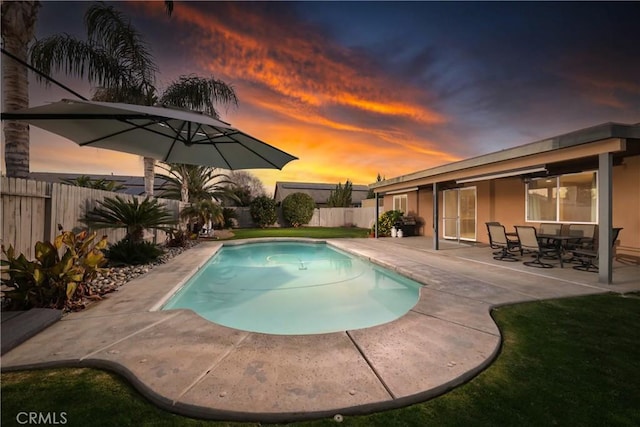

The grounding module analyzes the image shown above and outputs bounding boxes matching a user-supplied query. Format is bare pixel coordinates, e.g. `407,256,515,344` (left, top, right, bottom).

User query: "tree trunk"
1,1,41,178
181,177,189,203
143,156,155,196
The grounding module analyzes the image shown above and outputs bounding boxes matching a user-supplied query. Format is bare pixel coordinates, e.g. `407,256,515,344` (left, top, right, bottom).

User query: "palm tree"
156,163,236,203
29,2,237,194
60,175,126,192
1,1,41,178
180,199,224,233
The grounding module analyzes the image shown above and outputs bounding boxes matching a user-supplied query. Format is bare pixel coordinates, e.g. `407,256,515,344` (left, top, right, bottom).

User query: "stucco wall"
380,156,639,260
613,154,639,259
484,178,526,239
417,188,433,236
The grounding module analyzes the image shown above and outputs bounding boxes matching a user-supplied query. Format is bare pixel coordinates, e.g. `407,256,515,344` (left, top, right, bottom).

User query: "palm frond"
85,2,157,90
159,75,238,118
164,1,174,16
30,35,125,88
60,175,125,191
180,199,224,226
156,163,236,203
92,85,153,105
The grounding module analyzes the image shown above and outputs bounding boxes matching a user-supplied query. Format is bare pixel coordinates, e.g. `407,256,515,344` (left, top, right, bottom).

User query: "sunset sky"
3,1,640,194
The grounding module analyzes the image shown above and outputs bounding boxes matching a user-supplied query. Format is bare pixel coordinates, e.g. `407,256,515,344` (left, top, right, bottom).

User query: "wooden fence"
230,206,379,229
1,177,181,259
308,207,377,228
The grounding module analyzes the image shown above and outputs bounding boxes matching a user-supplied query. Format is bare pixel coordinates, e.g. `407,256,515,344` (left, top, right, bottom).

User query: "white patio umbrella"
1,98,298,170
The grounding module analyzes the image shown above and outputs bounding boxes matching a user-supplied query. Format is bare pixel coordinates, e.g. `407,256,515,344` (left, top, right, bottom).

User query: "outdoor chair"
538,223,562,249
539,222,562,236
488,224,521,262
573,227,622,272
515,225,556,268
485,222,502,253
198,227,216,239
566,224,597,251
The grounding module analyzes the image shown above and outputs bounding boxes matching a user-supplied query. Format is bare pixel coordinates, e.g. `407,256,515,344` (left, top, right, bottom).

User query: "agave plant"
81,196,176,243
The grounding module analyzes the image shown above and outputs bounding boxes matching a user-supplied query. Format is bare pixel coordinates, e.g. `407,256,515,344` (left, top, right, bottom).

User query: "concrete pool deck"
2,237,639,422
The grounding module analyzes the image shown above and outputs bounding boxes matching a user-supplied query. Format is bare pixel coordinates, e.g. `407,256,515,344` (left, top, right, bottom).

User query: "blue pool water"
162,242,421,335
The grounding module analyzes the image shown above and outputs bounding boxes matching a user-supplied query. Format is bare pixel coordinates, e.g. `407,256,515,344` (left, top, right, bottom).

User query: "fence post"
43,182,53,241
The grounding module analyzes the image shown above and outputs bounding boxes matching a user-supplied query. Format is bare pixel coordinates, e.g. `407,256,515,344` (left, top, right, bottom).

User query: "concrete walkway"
2,238,638,422
1,308,61,355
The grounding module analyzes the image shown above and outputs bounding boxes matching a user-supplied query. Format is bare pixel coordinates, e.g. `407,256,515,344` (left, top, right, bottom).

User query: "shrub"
282,192,315,227
249,196,278,228
222,207,238,228
165,229,190,248
375,210,404,236
105,239,164,266
1,230,108,310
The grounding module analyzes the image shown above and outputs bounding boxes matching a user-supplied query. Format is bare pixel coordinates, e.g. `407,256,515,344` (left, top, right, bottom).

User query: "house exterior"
273,181,370,207
370,122,640,284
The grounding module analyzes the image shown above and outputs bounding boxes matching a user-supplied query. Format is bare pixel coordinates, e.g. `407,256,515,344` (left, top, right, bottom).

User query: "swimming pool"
161,241,421,335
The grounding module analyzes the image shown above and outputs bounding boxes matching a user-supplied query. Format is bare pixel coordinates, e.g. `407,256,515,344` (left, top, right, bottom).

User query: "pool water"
162,242,421,335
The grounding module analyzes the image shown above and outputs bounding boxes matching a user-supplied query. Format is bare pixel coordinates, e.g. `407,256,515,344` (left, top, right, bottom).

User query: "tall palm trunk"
1,1,40,178
177,164,189,202
143,156,155,196
181,179,189,203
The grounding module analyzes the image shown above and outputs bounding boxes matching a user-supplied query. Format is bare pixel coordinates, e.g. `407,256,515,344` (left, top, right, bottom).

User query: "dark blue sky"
19,1,640,188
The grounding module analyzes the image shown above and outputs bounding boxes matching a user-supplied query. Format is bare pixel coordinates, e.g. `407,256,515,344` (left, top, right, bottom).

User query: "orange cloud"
125,1,457,192
230,84,457,163
158,2,446,124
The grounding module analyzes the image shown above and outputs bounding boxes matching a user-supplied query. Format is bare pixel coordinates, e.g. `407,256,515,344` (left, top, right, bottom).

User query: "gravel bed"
87,240,200,296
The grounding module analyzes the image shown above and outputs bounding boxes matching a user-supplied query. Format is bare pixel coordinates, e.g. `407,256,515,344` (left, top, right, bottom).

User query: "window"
526,171,597,223
393,194,407,214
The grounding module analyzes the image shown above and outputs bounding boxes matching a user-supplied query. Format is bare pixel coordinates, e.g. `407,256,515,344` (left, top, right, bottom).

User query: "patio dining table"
536,234,594,268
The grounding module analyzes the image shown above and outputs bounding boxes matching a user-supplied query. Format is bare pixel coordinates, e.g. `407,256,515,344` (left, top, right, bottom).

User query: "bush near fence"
1,177,181,260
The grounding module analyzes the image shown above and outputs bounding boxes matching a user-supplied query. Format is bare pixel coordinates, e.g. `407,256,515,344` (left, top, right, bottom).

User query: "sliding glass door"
443,187,477,241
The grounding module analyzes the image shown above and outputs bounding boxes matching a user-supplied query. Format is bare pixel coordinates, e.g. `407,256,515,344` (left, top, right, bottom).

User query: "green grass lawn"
2,293,639,426
226,227,371,240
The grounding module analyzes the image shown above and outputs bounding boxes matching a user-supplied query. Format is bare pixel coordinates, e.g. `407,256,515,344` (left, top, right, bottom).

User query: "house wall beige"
374,123,640,262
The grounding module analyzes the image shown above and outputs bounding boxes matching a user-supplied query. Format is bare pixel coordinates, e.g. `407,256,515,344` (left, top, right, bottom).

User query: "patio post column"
374,192,379,238
433,182,439,250
598,152,613,284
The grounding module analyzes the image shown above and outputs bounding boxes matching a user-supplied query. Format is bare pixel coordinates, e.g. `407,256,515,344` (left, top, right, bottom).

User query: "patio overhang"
369,122,640,284
371,122,638,194
455,166,547,184
372,136,629,194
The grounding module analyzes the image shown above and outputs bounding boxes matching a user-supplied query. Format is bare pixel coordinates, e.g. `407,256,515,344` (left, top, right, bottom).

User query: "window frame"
392,194,408,214
525,171,598,224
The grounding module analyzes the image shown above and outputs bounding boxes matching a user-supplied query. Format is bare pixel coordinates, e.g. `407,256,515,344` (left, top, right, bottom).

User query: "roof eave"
370,122,640,190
